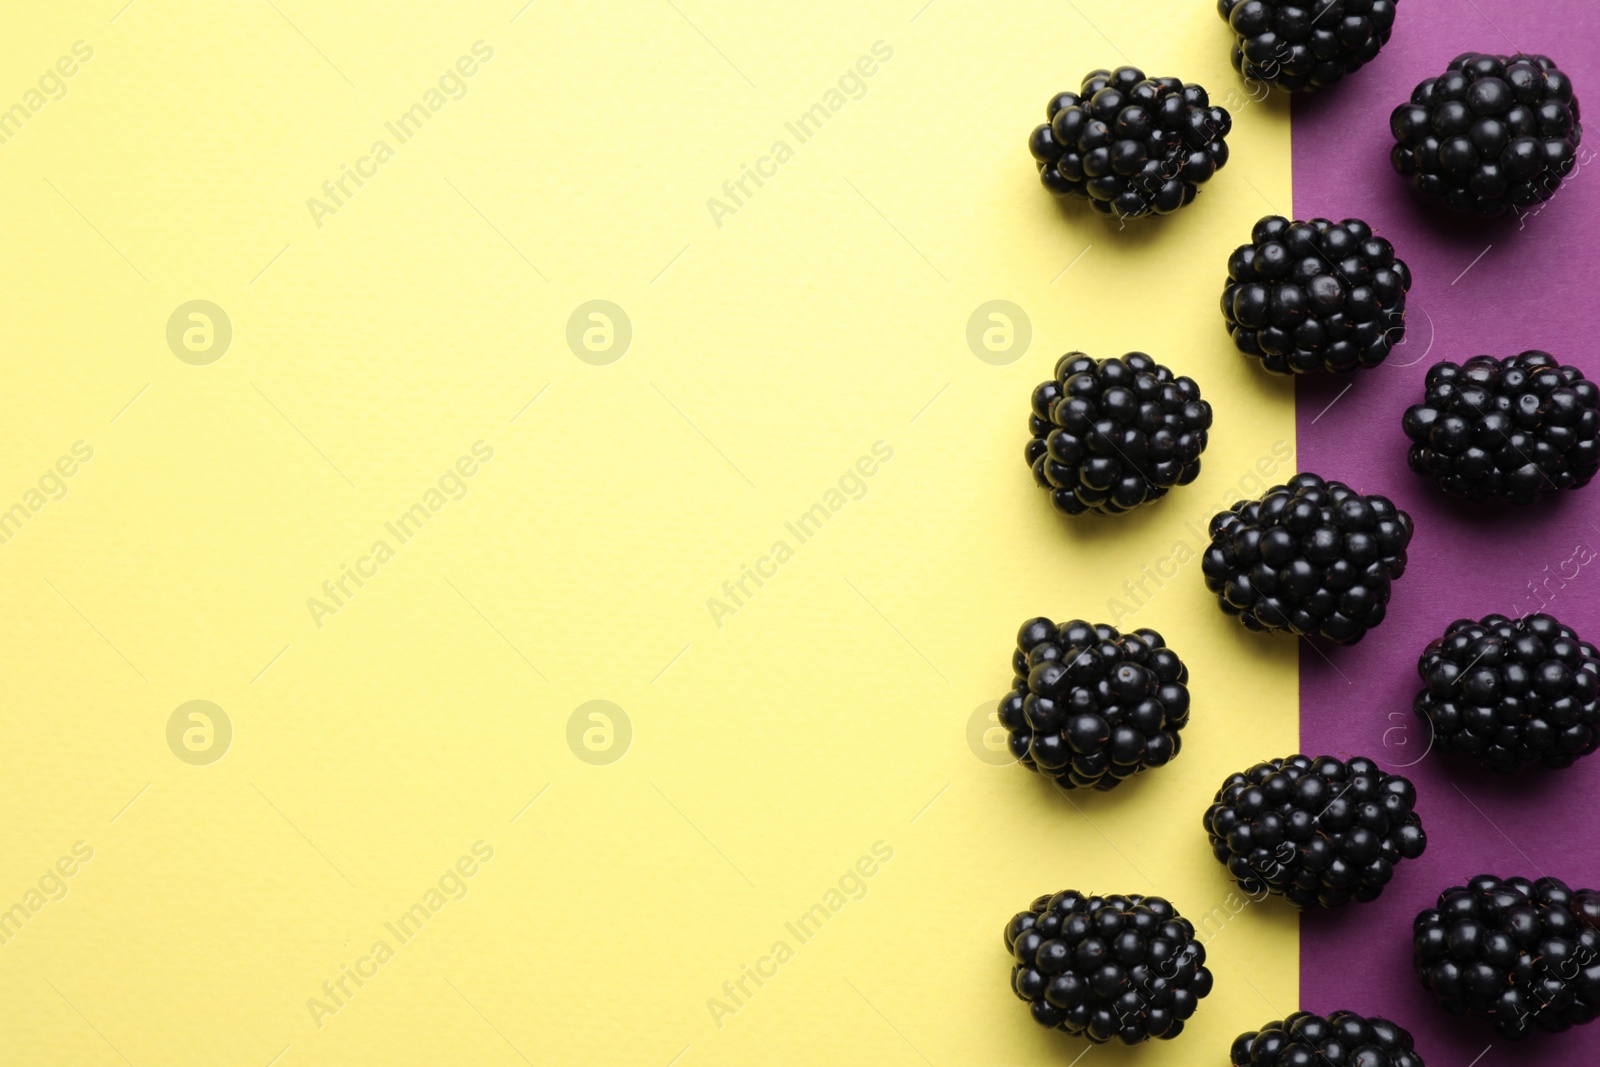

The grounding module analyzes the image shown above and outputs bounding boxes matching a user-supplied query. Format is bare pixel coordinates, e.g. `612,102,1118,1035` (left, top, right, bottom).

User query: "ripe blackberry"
1026,352,1213,515
1030,66,1231,220
1005,890,1213,1044
1203,755,1426,908
1217,0,1399,93
1231,1011,1424,1066
1402,352,1600,505
1391,53,1583,217
1414,613,1600,772
1201,473,1414,644
1223,215,1413,375
997,618,1190,793
1414,875,1600,1038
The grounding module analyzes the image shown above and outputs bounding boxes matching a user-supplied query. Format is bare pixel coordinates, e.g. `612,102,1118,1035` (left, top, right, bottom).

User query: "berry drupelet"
1026,352,1213,515
1030,66,1231,220
1223,215,1413,375
997,618,1191,793
1402,352,1600,505
1414,875,1600,1039
1203,755,1426,908
1217,0,1400,93
1005,891,1214,1045
1391,53,1582,217
1414,613,1600,772
1202,473,1414,644
1231,1011,1424,1066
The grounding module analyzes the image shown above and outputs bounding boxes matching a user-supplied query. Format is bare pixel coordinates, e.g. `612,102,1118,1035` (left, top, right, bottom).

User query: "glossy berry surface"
1217,0,1399,93
1202,473,1414,644
1391,53,1582,217
1414,875,1600,1039
1402,352,1600,505
1005,891,1213,1044
1231,1010,1424,1066
1415,613,1600,772
998,618,1190,792
1026,352,1213,515
1030,66,1231,220
1223,215,1412,375
1203,755,1426,908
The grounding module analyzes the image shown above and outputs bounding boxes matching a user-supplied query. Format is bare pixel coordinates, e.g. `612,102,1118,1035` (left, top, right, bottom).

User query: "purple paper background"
1292,2,1600,1062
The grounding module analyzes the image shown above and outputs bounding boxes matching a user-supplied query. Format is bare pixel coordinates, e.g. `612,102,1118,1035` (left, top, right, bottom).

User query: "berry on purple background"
1223,215,1413,375
1402,352,1600,506
1030,66,1231,220
1217,0,1400,93
1414,875,1600,1038
1201,473,1414,644
1026,351,1213,515
1391,53,1582,217
1414,613,1600,771
1204,754,1427,908
1231,1010,1425,1066
1005,890,1213,1044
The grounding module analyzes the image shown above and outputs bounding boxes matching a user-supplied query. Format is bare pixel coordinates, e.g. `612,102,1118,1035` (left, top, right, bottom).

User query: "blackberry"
1217,0,1399,93
1414,613,1600,772
1026,352,1213,515
1231,1011,1424,1066
1201,473,1413,644
1414,875,1600,1039
1203,755,1426,908
1030,66,1231,220
1005,890,1213,1044
1223,215,1412,375
997,618,1190,793
1402,352,1600,506
1391,53,1583,217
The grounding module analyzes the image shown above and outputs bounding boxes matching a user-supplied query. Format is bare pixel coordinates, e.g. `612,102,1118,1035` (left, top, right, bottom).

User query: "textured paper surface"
0,3,1294,1063
1294,2,1600,1062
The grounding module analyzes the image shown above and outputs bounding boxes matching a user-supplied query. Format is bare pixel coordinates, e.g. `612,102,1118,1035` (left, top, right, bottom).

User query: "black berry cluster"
1202,473,1414,644
1030,66,1231,219
1223,215,1412,375
1231,1011,1424,1067
1414,613,1600,772
1204,755,1426,908
998,618,1190,792
1391,53,1583,217
1005,891,1213,1044
1026,352,1213,515
1414,875,1600,1039
1217,0,1399,93
1402,352,1600,506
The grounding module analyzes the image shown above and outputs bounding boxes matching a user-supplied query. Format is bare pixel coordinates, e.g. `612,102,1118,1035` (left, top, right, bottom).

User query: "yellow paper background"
0,2,1295,1063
